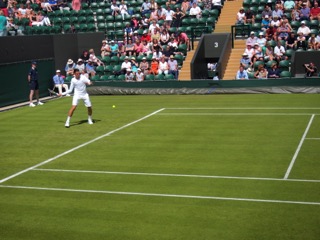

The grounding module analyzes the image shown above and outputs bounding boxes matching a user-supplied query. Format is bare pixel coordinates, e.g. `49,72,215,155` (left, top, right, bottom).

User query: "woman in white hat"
65,59,76,76
139,57,149,75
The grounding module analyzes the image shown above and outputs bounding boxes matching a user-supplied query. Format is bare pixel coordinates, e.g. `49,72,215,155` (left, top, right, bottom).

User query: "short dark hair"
74,68,80,73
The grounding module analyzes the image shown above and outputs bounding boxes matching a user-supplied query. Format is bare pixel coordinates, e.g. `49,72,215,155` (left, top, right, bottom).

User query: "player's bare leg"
29,90,35,107
65,105,77,128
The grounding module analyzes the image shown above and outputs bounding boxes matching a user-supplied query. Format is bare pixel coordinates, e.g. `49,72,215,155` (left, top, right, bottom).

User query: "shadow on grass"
59,119,101,128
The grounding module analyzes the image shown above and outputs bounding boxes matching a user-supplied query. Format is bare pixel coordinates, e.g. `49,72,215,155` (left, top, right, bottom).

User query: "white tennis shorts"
72,93,92,107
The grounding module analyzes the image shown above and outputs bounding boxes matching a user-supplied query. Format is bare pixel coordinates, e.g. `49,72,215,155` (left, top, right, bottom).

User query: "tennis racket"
48,88,59,96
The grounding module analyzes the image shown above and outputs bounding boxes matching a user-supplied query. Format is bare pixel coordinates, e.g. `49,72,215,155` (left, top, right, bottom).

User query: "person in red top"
149,57,159,75
177,31,190,50
140,30,151,42
310,1,320,21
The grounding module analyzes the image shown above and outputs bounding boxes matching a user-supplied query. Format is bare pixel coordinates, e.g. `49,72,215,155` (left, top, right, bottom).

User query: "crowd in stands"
235,0,320,79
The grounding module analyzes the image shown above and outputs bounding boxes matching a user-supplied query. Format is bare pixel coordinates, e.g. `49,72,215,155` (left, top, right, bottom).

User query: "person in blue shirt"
236,65,249,80
267,63,281,78
0,10,7,36
52,69,69,95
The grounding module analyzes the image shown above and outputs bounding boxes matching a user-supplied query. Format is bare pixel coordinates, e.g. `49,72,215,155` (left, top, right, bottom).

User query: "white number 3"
214,42,218,48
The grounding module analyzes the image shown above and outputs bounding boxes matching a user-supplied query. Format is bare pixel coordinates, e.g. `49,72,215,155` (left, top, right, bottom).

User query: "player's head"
74,69,80,78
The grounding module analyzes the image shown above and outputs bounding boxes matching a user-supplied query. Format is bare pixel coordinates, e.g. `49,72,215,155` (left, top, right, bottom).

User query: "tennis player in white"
60,69,93,128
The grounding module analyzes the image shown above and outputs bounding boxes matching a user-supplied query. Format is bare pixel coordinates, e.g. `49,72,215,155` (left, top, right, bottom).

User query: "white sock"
88,115,92,121
66,116,71,123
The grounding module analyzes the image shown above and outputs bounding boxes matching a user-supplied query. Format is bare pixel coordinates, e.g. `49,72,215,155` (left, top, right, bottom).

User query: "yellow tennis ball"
112,105,116,108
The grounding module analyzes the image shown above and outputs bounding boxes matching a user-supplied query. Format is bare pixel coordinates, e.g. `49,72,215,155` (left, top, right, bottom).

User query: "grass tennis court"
1,94,320,240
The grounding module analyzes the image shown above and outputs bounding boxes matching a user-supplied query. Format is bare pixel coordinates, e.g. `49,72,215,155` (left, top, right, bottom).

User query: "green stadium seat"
145,74,155,81
117,74,126,81
280,71,291,78
100,75,109,81
154,74,165,80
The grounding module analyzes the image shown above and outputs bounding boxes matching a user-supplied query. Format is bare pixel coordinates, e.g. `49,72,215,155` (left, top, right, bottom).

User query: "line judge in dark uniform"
28,61,44,107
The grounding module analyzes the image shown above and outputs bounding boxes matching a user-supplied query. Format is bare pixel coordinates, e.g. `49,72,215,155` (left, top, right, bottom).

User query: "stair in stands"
178,41,198,81
214,0,244,33
223,40,247,80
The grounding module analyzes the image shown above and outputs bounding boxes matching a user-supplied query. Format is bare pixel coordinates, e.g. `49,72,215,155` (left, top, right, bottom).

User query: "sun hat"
67,59,73,64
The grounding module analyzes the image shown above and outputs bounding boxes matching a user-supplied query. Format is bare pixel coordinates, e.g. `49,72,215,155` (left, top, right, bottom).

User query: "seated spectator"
244,44,255,60
75,58,86,75
80,50,89,63
149,57,159,75
119,0,129,20
236,7,245,24
291,5,301,21
189,2,202,19
148,19,160,35
270,16,281,28
297,21,311,38
272,4,283,19
31,12,51,26
131,31,140,43
266,25,278,41
124,23,133,38
300,2,310,21
252,43,264,65
101,40,111,57
6,17,23,35
141,0,151,16
236,65,249,80
118,41,125,56
304,62,317,77
119,56,132,74
277,21,290,40
151,38,162,52
139,39,150,55
267,62,281,78
168,55,179,79
158,56,169,75
261,15,270,30
168,37,178,51
71,0,80,11
111,0,120,17
308,33,317,49
261,5,272,19
244,8,255,24
315,32,320,49
141,30,151,42
16,3,27,20
65,59,76,76
162,45,174,59
181,0,190,14
135,68,145,82
130,56,139,73
257,32,267,47
140,15,150,29
150,0,158,11
240,53,251,70
310,1,320,21
89,49,104,66
274,41,287,62
57,0,70,11
254,64,268,79
246,32,258,47
286,31,297,49
284,0,295,11
160,29,170,45
296,31,307,50
85,60,96,77
151,28,161,41
131,16,139,30
52,69,69,95
156,5,166,20
125,68,135,82
264,43,275,61
149,8,159,21
134,39,144,55
139,57,150,74
212,0,222,12
152,48,163,60
40,0,53,12
125,38,135,56
110,40,119,56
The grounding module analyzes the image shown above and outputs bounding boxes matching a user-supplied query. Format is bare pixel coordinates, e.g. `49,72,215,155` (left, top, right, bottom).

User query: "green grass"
1,94,320,240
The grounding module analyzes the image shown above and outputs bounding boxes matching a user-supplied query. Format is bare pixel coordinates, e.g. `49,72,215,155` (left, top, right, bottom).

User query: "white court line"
284,114,315,179
1,185,319,206
33,168,320,183
166,108,320,110
158,113,316,116
305,138,320,140
0,108,165,184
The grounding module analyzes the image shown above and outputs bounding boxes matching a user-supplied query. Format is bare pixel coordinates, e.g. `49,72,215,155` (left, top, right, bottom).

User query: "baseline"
1,185,319,206
0,108,165,184
33,168,320,183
